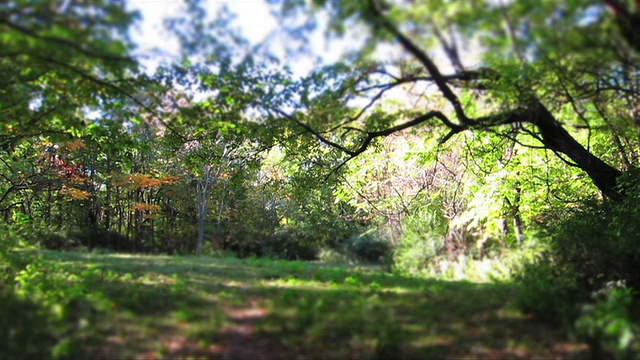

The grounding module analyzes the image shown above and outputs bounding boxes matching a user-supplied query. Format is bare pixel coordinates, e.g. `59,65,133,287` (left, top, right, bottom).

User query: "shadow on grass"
254,284,589,359
28,250,589,359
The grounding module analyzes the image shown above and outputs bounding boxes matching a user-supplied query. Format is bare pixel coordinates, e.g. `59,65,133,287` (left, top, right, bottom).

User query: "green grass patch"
4,250,592,359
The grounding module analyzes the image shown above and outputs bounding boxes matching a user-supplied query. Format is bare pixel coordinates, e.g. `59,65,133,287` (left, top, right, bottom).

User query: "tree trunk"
512,186,524,248
521,100,623,198
196,179,208,256
195,159,228,256
368,2,625,199
196,167,211,256
105,155,112,232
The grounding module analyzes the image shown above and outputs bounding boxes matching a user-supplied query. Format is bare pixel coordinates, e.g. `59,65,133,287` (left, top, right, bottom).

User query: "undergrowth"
0,245,591,359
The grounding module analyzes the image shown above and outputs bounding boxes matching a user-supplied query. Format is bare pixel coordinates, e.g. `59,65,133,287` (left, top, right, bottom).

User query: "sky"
123,0,452,112
126,0,357,77
127,0,328,75
127,0,279,72
128,0,278,45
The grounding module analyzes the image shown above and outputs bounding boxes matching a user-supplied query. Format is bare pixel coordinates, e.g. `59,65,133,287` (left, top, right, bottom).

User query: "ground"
17,250,592,359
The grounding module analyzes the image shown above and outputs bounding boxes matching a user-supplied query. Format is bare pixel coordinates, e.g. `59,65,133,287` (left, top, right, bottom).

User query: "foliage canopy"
2,0,640,355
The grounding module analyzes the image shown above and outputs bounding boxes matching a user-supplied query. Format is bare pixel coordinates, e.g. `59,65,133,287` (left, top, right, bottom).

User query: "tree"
0,1,140,142
191,139,235,256
269,0,639,199
0,1,141,225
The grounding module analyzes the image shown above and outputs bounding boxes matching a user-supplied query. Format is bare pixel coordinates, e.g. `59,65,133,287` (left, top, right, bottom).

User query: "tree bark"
314,1,627,201
196,176,209,256
521,100,622,198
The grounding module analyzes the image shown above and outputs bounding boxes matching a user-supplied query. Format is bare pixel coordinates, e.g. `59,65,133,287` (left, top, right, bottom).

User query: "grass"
6,250,591,359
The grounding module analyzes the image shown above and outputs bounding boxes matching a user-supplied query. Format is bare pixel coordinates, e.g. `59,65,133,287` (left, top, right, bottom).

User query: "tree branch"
31,54,188,142
368,0,475,126
0,19,134,63
270,108,358,156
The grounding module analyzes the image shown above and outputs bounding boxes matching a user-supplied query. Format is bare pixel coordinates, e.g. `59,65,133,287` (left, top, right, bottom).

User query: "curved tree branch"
368,0,623,197
0,18,134,63
368,0,474,126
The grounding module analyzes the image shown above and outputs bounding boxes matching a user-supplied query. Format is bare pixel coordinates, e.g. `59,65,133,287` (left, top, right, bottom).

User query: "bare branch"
368,0,474,126
269,108,358,156
499,6,525,63
367,111,463,143
429,18,464,72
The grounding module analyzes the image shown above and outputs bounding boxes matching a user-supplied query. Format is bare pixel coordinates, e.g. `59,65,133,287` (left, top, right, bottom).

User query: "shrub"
513,259,584,326
547,195,640,292
0,226,58,358
575,287,639,358
513,182,640,356
263,228,319,261
0,225,25,285
345,230,392,263
69,228,134,252
37,228,134,252
0,289,55,358
41,232,79,250
318,247,352,263
391,202,450,273
393,231,444,274
222,226,264,258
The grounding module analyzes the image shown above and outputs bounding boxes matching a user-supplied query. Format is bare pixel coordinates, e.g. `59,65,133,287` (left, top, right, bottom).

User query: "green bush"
222,226,265,258
575,287,639,358
393,231,444,274
68,228,135,252
513,259,584,326
547,196,640,292
0,225,23,286
392,204,449,274
41,232,80,250
0,289,56,358
513,180,640,356
263,228,319,260
345,230,392,263
318,247,352,263
0,227,60,358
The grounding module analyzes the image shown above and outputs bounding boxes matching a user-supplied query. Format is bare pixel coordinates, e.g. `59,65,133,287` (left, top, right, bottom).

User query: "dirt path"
220,301,276,359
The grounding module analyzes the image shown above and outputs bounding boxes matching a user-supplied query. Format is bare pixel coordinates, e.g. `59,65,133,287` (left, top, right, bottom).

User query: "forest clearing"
5,250,593,359
2,0,640,358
